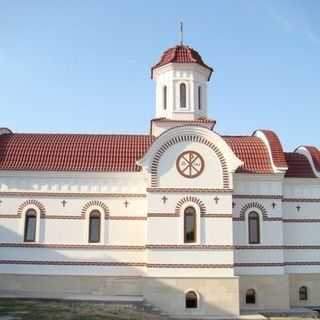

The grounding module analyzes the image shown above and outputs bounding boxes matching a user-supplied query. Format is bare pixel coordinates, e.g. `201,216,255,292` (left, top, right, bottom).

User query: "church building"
0,41,320,319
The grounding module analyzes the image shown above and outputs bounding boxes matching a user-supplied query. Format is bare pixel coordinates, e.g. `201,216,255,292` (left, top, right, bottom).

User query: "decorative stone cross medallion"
124,200,129,208
214,196,220,205
61,200,67,207
161,196,168,204
176,150,205,178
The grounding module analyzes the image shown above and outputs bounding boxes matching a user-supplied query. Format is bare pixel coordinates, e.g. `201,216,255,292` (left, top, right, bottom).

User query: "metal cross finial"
180,21,184,45
61,200,67,207
124,200,129,208
214,196,220,205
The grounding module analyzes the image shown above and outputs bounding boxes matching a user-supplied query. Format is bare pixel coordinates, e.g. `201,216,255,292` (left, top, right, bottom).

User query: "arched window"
24,209,37,242
245,289,256,304
198,86,201,110
180,83,186,108
163,86,167,110
184,206,196,243
185,291,198,309
89,210,101,243
248,212,260,244
299,286,308,301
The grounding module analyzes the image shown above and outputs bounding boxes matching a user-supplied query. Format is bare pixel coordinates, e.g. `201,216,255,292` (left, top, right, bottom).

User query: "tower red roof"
151,45,213,79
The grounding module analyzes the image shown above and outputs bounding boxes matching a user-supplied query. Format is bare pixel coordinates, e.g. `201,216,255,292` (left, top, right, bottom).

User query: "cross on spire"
180,21,184,45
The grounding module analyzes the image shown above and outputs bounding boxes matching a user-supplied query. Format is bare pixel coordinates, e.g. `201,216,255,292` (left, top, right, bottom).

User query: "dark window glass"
246,289,256,304
299,286,308,301
180,83,186,108
198,86,201,110
185,291,198,308
248,212,260,244
184,207,196,243
89,210,101,243
24,209,37,242
163,86,167,110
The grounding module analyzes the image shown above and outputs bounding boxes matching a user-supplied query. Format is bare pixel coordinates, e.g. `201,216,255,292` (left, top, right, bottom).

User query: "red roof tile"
0,133,154,172
284,152,316,178
223,136,274,174
303,146,320,172
151,45,213,79
257,130,287,168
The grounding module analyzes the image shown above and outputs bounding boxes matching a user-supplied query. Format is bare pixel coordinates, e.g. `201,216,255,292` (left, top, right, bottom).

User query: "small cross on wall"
124,200,129,208
232,202,236,208
61,200,67,207
272,202,276,209
214,196,220,205
296,205,301,212
161,196,168,204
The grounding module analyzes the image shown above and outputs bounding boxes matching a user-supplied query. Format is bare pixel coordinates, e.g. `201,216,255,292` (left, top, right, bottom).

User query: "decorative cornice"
147,213,179,218
147,263,233,268
0,214,147,220
201,214,233,218
283,219,320,223
147,188,232,193
146,245,233,250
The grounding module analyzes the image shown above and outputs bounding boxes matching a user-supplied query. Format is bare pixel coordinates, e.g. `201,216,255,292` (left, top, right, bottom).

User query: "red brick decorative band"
283,219,320,223
0,260,145,267
233,195,283,199
147,188,232,193
146,245,233,250
283,198,320,202
0,243,145,250
108,216,146,220
150,135,229,188
147,213,180,218
0,192,146,198
147,263,233,268
201,214,232,218
0,214,146,220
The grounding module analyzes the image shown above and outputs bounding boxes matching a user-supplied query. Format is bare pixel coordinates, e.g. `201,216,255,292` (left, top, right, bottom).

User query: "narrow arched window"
198,86,201,110
248,212,260,244
299,286,308,301
163,86,167,110
185,291,198,309
89,210,101,243
180,83,186,108
184,206,196,243
245,289,256,304
24,209,37,242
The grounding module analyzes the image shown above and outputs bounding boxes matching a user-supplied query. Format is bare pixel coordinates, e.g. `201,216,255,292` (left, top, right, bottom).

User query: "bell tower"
150,38,214,136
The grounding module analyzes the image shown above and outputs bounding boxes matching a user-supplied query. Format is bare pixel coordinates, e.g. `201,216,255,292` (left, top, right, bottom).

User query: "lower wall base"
289,274,320,308
0,274,240,318
239,275,290,310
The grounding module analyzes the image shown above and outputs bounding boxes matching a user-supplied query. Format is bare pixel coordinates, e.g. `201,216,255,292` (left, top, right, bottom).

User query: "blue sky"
0,0,319,151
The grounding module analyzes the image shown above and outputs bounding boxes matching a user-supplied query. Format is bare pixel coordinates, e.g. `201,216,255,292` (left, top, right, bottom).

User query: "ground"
0,299,165,320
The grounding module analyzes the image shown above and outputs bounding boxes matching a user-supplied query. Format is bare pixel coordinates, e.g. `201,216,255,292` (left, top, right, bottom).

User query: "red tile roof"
223,136,274,174
0,133,154,172
257,130,287,168
151,45,213,79
302,146,320,172
284,152,316,178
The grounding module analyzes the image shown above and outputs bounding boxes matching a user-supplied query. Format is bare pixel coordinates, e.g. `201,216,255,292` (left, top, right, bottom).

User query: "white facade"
0,43,320,319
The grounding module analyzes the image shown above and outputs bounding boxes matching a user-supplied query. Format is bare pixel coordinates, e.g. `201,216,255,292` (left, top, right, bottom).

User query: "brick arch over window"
81,200,109,219
150,135,229,188
17,200,46,218
175,196,206,215
239,202,267,220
